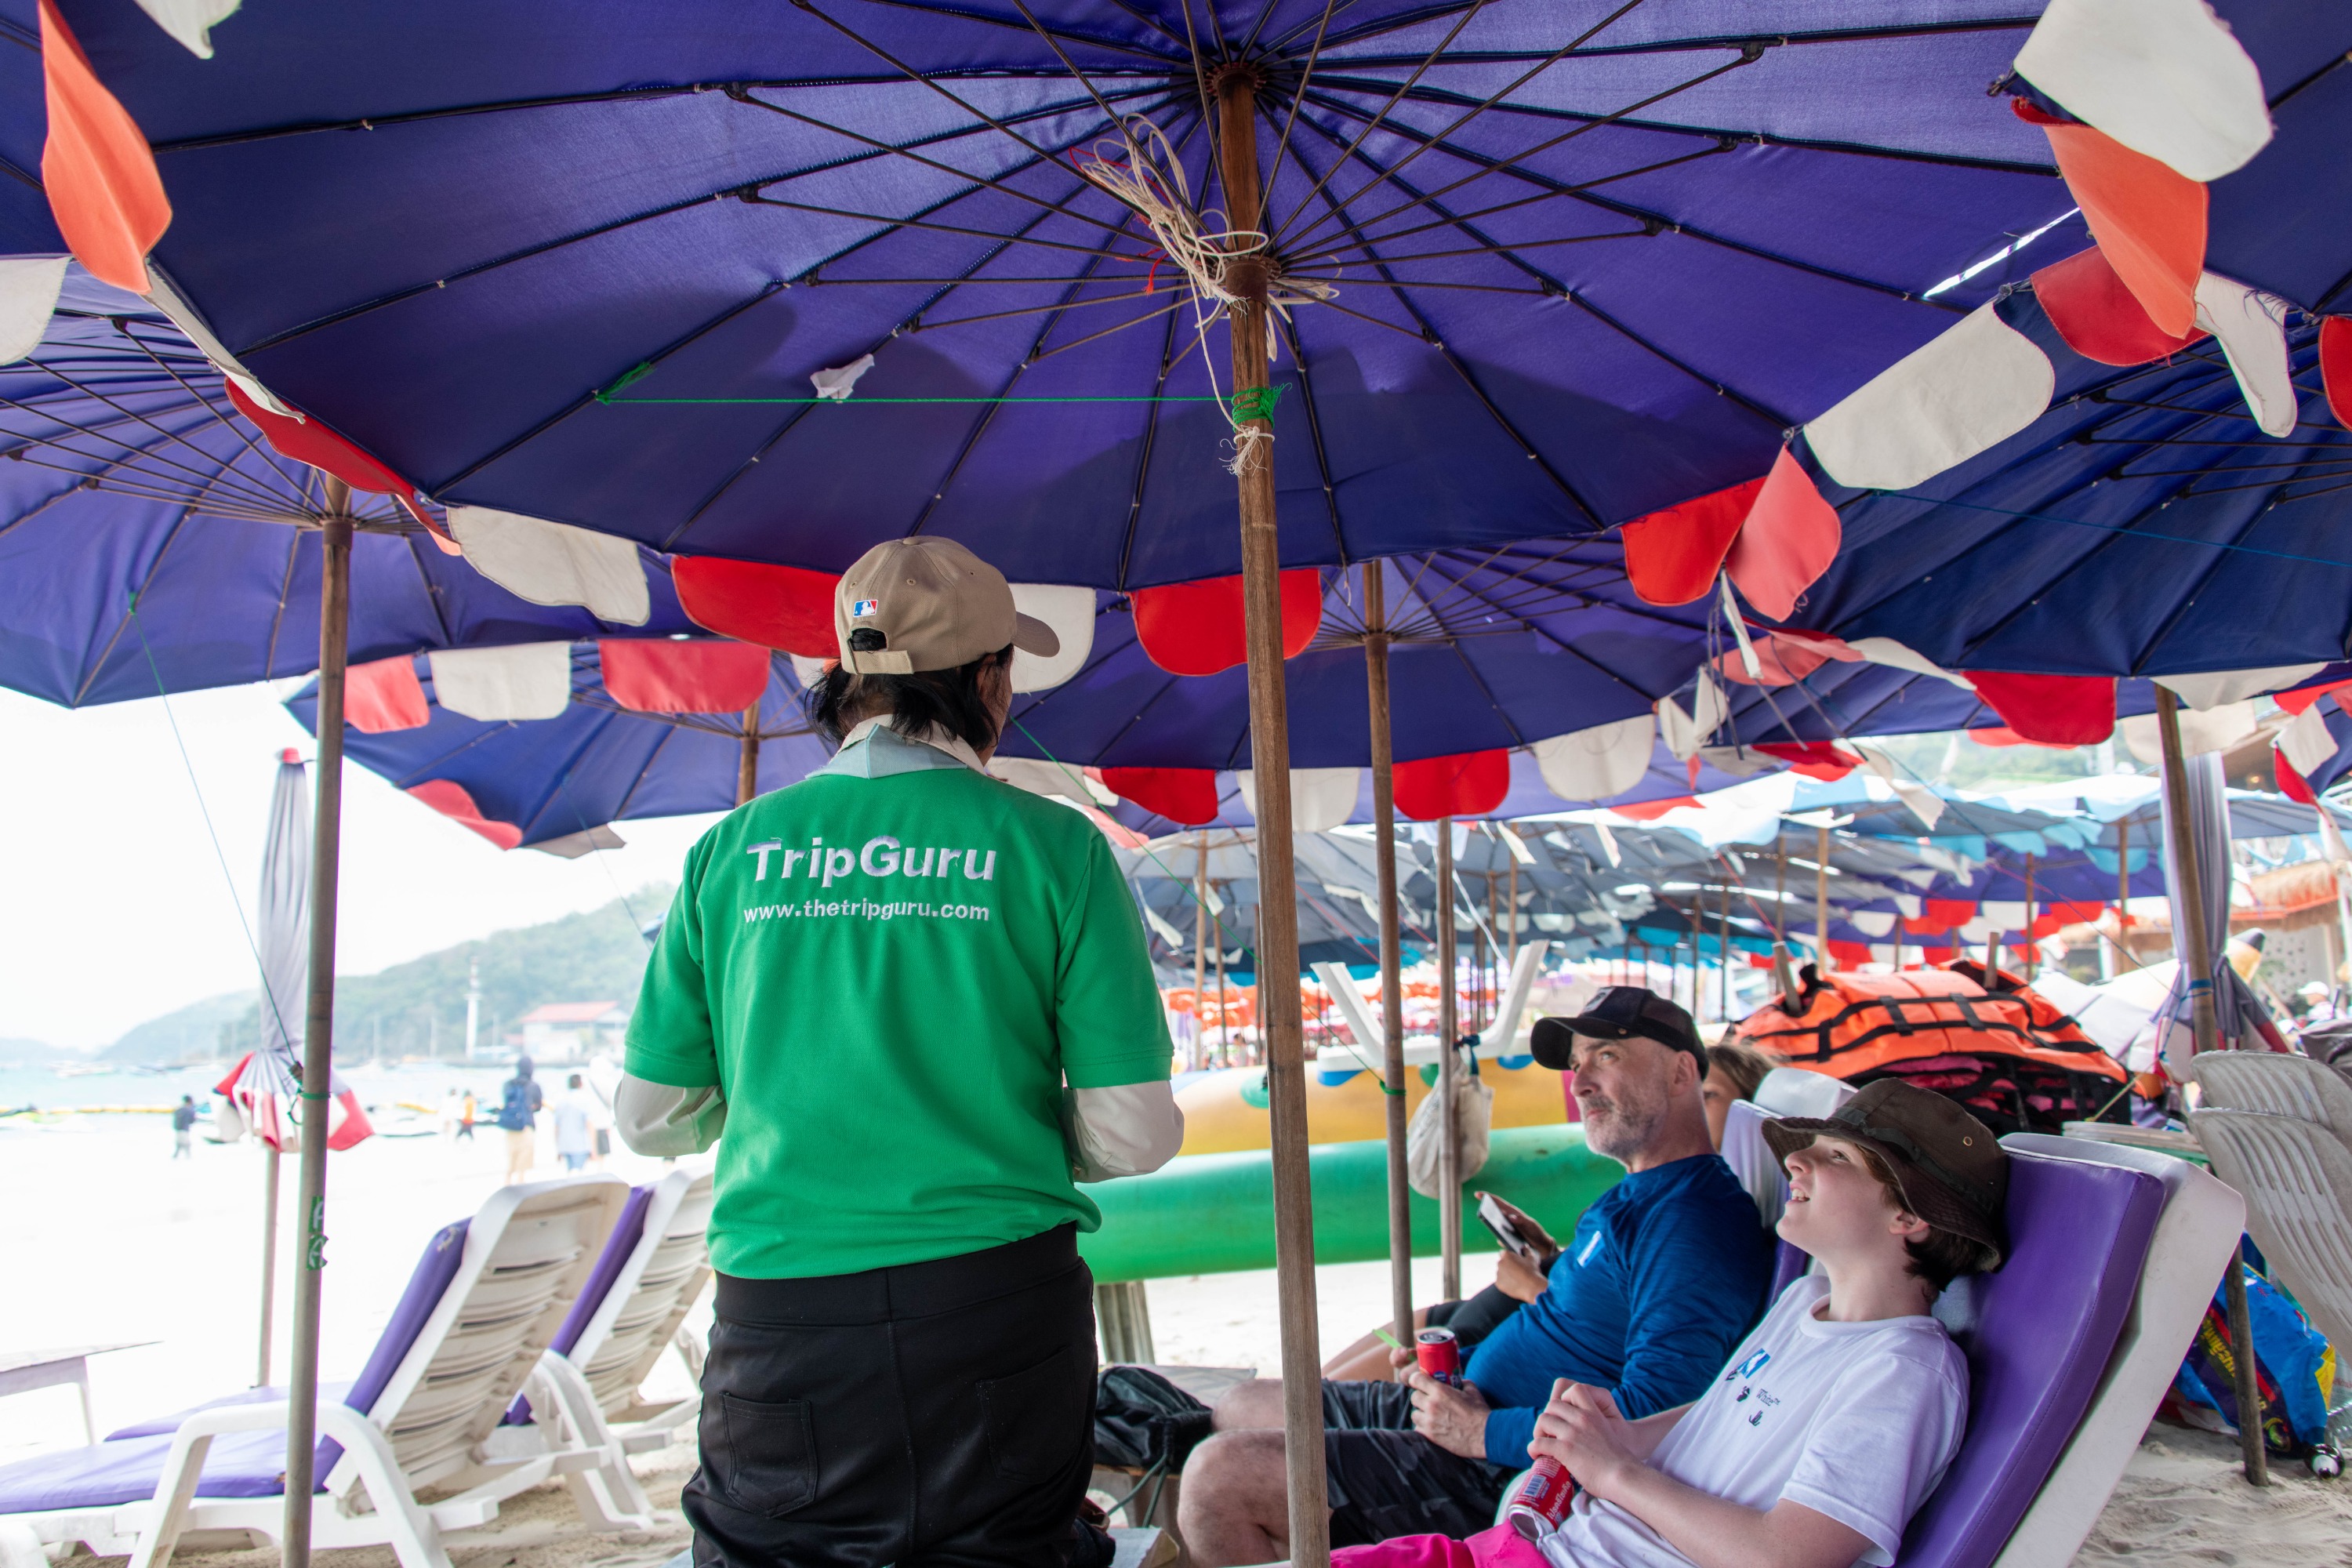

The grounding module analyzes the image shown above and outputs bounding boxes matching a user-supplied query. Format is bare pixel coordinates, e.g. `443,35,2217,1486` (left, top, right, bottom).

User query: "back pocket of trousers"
977,1343,1085,1483
704,1393,818,1517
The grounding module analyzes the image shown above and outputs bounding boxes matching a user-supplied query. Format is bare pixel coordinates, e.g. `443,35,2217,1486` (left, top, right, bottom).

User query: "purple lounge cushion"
1893,1150,2164,1568
0,1218,472,1515
1769,1237,1810,1299
107,1384,354,1441
505,1183,652,1425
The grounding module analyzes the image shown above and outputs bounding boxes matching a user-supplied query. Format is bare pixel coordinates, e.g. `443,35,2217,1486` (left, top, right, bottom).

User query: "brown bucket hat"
1761,1079,2010,1271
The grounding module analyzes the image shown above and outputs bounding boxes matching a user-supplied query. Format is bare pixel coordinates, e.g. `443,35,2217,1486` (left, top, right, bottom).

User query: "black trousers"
688,1224,1100,1567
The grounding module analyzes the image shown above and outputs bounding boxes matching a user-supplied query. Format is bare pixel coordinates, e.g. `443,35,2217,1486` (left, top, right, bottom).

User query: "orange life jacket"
1732,960,2126,1135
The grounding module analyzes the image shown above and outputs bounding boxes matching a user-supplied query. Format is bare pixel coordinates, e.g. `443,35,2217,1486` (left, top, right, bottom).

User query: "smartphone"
1477,1192,1537,1259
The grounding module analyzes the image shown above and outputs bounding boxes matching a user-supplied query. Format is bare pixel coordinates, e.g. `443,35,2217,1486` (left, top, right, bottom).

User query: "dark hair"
1850,1141,1988,1293
804,644,1014,754
1705,1041,1778,1102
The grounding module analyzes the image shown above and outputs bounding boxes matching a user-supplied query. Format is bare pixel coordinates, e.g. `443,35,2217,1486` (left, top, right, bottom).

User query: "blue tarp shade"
24,0,2099,586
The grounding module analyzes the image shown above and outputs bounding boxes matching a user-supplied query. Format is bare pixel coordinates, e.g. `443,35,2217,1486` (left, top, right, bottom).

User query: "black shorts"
1424,1284,1520,1348
1319,1381,1512,1547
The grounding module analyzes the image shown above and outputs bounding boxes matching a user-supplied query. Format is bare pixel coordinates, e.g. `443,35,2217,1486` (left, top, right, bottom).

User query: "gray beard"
1582,1093,1667,1164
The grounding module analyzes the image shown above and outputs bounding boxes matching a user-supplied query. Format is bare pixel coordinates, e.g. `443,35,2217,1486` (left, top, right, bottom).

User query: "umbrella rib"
113,321,304,486
0,466,109,544
74,508,198,708
1267,0,1498,251
437,281,785,496
401,531,462,649
1112,306,1187,590
0,447,297,519
1268,296,1347,564
819,0,1189,64
909,285,1178,332
1296,85,1962,314
0,378,303,510
1260,0,1343,202
1269,0,1663,251
262,529,301,678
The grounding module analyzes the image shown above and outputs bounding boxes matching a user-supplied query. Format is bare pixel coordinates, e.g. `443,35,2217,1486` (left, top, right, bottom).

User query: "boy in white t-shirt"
1515,1080,2009,1568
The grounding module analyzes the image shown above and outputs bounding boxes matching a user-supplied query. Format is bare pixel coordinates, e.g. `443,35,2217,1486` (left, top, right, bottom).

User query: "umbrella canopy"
213,751,372,1152
0,267,702,706
43,0,2086,586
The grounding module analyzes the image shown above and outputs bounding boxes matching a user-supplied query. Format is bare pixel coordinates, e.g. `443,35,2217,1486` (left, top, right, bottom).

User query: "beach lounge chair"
2183,1106,2352,1356
1481,1134,2238,1568
496,1170,715,1526
2184,1049,2352,1152
0,1176,630,1568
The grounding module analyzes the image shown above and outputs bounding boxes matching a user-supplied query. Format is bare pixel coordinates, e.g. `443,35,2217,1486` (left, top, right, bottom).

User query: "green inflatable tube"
1079,1124,1621,1283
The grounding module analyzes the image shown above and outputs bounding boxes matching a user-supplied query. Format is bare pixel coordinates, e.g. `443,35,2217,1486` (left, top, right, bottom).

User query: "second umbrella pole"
1360,565,1411,1355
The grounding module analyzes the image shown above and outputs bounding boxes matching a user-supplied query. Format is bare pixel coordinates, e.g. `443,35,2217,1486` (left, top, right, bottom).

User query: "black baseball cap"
1530,985,1707,1076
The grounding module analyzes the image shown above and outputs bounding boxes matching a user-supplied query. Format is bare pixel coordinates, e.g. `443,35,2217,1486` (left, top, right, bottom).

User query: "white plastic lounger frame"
2187,1108,2352,1356
503,1170,715,1527
2185,1051,2352,1152
1311,940,1550,1069
25,1177,630,1568
1985,1135,2242,1568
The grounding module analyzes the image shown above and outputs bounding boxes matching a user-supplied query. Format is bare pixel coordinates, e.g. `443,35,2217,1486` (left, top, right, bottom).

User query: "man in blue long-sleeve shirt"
1181,988,1774,1564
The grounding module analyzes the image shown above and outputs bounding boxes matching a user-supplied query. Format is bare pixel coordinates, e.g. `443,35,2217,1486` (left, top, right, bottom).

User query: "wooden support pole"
2114,815,2131,977
1362,566,1413,1359
1195,833,1210,1074
1816,823,1833,972
1217,66,1328,1563
283,486,352,1567
2024,855,2037,982
737,703,762,807
2154,688,2265,1487
1719,881,1731,1021
1436,815,1461,1301
256,1149,278,1386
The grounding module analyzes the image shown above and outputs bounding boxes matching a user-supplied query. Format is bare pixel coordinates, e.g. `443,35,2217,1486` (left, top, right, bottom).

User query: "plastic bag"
2172,1261,2336,1457
1407,1048,1492,1199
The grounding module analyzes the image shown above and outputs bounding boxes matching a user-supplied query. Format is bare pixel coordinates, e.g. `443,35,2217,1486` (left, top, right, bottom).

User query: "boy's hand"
1531,1381,1639,1497
1400,1368,1491,1460
1388,1343,1416,1377
1482,1192,1561,1268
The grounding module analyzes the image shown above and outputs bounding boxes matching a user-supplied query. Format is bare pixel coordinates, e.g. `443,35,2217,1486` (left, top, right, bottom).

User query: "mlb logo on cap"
851,598,880,619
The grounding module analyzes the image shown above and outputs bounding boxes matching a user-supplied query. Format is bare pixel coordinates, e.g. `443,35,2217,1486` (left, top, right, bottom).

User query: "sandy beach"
4,1083,2348,1566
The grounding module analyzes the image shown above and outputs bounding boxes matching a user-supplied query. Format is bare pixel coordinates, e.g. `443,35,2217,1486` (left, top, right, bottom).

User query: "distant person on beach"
619,539,1181,1567
170,1095,196,1159
553,1073,593,1172
1184,986,1773,1562
496,1058,543,1182
456,1089,477,1141
1325,1080,2006,1568
439,1087,463,1138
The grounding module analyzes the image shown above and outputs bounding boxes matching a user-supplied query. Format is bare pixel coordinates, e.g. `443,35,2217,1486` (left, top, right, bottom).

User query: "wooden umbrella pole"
256,1148,278,1385
1719,881,1731,1020
2115,815,2131,975
737,702,761,806
283,485,353,1566
2024,855,2037,981
1816,823,1833,972
1195,832,1210,1073
1436,816,1461,1298
1362,565,1414,1357
2154,688,2266,1486
1216,66,1328,1563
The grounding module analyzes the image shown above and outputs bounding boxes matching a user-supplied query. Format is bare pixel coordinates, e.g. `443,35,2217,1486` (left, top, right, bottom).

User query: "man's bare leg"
1179,1428,1319,1566
1210,1377,1288,1431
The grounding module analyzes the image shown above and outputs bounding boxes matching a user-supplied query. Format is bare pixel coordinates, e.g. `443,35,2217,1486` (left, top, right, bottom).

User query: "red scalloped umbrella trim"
1754,739,1857,781
405,779,522,849
1724,448,1839,622
1131,568,1322,676
1620,476,1765,607
1610,794,1698,822
598,638,771,713
345,655,430,734
1393,749,1511,822
671,556,840,657
1099,766,1220,826
1963,671,2116,746
2014,101,2205,339
2321,316,2352,430
2275,746,2317,804
2031,245,2207,366
38,0,169,292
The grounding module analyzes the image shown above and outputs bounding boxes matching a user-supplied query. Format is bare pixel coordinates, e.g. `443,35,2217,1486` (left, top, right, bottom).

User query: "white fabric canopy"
447,506,651,625
428,642,573,721
2279,704,2339,779
2194,274,2297,438
1848,637,1975,689
1008,583,1095,692
1805,303,2053,492
1655,677,1726,763
2119,700,2259,764
0,256,67,365
1238,768,1361,834
2013,0,2273,182
1533,713,1655,800
2154,664,2326,710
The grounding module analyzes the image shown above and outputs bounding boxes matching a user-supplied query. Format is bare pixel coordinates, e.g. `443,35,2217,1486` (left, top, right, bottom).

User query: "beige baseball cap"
834,538,1060,675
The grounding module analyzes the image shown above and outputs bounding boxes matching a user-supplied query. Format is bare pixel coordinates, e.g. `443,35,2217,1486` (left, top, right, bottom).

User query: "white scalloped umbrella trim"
1806,303,2053,492
428,642,572,721
446,506,651,626
2013,0,2272,182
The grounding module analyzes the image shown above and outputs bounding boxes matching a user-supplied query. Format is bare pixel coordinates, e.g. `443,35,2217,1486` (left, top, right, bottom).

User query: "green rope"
1229,383,1286,423
1004,716,1392,1092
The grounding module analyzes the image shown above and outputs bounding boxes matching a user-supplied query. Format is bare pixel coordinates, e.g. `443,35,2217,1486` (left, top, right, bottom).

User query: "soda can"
1414,1327,1463,1386
1505,1457,1575,1541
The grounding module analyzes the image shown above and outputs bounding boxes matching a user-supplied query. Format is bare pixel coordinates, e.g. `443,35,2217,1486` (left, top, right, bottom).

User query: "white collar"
841,716,988,773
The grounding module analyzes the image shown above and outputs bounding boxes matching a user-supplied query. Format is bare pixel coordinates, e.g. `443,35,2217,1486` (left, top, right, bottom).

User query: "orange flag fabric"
39,0,171,292
2015,101,2203,339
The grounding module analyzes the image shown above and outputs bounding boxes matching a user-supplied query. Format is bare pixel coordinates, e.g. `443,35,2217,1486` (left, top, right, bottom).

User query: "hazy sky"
0,683,723,1051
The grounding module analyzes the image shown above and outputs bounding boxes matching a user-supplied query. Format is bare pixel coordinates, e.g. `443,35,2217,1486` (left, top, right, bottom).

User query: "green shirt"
626,726,1173,1278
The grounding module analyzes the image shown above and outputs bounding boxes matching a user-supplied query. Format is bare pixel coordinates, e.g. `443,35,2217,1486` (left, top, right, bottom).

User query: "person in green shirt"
619,537,1181,1567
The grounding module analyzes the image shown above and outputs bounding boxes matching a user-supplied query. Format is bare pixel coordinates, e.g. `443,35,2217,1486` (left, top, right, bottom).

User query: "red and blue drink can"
1506,1457,1575,1540
1414,1327,1463,1386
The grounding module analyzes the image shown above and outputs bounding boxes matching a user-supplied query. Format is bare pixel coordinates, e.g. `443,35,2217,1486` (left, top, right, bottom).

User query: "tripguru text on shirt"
746,836,997,886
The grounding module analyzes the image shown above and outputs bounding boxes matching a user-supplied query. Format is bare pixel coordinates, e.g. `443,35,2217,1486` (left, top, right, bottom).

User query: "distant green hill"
217,886,671,1063
0,1037,77,1065
103,991,256,1064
